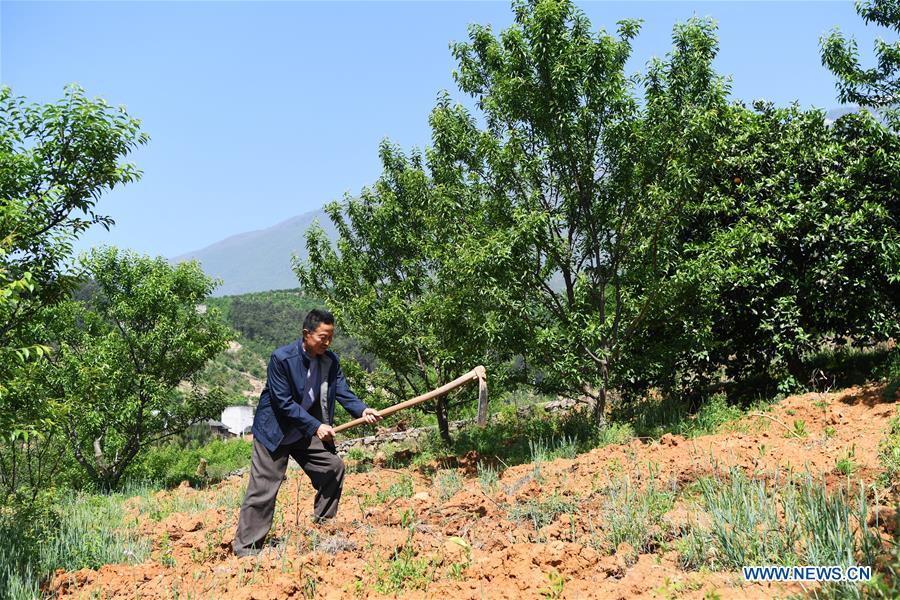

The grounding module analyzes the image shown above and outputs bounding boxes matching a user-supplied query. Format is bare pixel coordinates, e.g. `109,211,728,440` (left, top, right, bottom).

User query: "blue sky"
1,1,891,258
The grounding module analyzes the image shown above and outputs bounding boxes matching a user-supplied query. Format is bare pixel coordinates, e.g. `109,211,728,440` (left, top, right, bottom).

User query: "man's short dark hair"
303,308,335,333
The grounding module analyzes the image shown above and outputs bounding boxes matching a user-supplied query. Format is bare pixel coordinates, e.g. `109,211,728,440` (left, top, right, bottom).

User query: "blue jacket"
251,339,368,452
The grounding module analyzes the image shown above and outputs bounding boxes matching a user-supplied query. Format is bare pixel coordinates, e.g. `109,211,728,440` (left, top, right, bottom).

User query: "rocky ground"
48,385,898,599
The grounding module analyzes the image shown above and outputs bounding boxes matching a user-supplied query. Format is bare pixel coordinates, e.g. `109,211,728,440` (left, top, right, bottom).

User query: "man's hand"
361,407,382,425
316,424,335,442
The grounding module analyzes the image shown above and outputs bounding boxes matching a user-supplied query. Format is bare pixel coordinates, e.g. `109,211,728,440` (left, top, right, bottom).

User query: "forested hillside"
197,289,373,406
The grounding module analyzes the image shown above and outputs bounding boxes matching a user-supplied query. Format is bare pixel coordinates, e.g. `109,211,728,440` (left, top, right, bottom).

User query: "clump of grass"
44,493,151,571
346,446,373,461
446,401,601,469
345,446,374,474
677,469,882,573
620,392,753,441
529,438,550,482
477,462,499,495
372,475,414,505
434,470,463,501
835,445,858,476
880,408,900,487
552,435,578,459
369,509,437,594
601,474,674,553
1,488,153,600
595,422,635,447
682,470,799,569
791,419,808,439
509,493,578,538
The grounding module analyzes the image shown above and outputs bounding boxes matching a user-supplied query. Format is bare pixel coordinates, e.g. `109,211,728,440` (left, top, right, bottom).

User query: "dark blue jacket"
251,339,368,452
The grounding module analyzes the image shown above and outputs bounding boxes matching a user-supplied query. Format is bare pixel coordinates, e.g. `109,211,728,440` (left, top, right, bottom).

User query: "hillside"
172,209,338,296
48,385,899,598
197,289,371,406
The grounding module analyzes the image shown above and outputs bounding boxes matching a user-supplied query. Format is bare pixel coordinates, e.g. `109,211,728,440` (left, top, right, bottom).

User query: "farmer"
232,308,381,557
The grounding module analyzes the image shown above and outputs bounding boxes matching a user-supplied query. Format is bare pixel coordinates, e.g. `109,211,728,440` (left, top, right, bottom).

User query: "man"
232,308,380,557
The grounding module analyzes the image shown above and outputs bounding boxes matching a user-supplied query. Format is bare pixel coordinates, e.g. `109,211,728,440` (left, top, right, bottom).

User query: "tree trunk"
591,361,610,427
435,396,451,445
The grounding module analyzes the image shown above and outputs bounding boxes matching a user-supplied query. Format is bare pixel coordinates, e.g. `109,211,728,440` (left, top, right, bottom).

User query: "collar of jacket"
299,340,331,367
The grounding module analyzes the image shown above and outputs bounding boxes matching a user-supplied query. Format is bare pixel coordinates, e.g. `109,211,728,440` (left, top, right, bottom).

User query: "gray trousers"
233,436,345,553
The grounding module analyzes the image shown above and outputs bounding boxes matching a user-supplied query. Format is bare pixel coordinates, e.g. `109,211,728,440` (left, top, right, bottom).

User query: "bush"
126,437,251,488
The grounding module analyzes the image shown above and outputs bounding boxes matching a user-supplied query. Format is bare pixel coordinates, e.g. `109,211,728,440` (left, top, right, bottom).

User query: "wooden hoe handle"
332,365,488,434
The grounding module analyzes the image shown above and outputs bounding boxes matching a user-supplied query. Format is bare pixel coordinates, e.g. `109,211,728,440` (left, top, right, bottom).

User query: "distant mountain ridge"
172,209,337,296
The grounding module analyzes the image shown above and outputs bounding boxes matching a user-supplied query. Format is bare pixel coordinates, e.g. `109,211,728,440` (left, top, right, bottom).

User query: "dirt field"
48,385,898,599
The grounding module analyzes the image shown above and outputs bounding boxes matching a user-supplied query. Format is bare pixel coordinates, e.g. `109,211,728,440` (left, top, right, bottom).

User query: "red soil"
48,385,898,599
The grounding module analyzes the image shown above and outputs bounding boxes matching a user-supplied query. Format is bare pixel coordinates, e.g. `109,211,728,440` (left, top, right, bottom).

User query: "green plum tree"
821,0,899,128
39,248,232,489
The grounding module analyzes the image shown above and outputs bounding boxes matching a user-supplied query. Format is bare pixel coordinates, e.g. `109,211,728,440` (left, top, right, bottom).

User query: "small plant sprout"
792,419,808,438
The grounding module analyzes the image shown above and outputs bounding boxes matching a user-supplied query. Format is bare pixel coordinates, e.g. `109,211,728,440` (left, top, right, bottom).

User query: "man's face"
303,322,334,357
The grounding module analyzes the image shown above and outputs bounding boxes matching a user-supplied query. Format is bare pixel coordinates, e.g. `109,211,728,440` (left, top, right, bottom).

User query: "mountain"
171,209,338,296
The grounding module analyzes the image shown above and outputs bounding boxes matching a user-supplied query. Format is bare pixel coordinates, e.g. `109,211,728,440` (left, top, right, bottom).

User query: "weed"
368,509,437,594
159,532,176,568
509,493,578,539
434,470,463,501
835,445,858,476
595,422,636,447
54,493,152,569
345,447,374,473
678,470,882,574
345,447,372,461
529,438,550,482
552,435,578,459
656,577,703,600
447,561,467,581
601,474,674,553
539,567,565,599
477,462,499,495
879,408,900,487
367,475,414,506
620,392,746,440
792,419,808,438
445,536,471,581
302,575,318,599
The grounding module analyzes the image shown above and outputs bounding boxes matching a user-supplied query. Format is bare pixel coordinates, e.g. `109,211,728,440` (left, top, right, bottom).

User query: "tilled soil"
48,385,898,599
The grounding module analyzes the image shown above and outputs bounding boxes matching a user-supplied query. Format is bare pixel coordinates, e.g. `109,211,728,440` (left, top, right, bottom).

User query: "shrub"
126,437,251,488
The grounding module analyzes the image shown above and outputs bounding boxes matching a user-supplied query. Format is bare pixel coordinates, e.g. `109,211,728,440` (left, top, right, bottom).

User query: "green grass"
477,462,499,494
601,473,675,553
433,470,463,501
880,408,900,487
509,493,578,539
677,470,882,574
365,475,415,507
1,487,155,600
126,437,251,488
368,509,437,594
617,391,762,441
